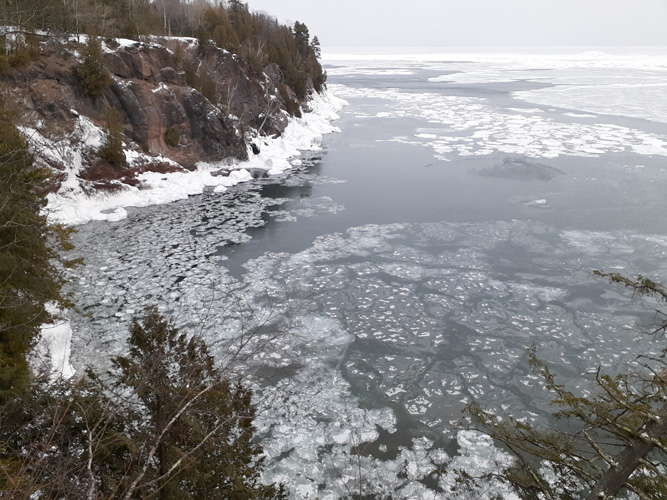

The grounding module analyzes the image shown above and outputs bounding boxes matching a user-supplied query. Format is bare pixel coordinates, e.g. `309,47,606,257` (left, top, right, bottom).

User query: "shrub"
199,70,217,105
7,48,31,68
77,36,111,98
173,42,184,67
25,33,41,60
183,58,199,89
97,106,126,167
164,125,180,147
279,84,301,117
196,27,211,56
4,32,41,69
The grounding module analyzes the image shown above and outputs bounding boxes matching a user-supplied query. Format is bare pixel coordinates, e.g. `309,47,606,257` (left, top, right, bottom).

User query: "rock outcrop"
2,37,299,191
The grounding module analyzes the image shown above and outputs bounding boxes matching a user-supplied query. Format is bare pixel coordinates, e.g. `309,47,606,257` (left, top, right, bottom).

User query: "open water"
68,48,667,498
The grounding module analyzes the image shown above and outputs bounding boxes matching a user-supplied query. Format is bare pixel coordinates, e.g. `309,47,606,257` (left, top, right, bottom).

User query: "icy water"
68,49,667,498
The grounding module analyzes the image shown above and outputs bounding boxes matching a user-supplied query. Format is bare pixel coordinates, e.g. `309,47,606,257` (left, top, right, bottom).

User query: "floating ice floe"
516,82,667,124
66,207,667,497
331,83,667,160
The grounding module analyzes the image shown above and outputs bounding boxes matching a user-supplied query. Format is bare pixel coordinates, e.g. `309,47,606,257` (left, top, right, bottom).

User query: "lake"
68,47,667,498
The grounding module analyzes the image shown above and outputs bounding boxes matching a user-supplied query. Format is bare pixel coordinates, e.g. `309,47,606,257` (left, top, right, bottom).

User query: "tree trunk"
587,402,667,500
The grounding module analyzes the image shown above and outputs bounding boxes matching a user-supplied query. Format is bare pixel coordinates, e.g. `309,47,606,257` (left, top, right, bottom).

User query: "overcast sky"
245,0,667,49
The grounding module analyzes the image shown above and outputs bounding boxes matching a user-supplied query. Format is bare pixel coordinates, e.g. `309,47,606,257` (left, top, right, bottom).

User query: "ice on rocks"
35,304,75,379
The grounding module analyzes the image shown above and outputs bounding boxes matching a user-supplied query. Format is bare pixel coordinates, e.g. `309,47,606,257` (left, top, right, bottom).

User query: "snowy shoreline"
34,89,345,381
43,90,347,226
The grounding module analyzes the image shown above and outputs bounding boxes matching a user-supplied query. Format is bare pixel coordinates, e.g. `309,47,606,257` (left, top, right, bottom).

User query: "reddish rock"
2,37,301,191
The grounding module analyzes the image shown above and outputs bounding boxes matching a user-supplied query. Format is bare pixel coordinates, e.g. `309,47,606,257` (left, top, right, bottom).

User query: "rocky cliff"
2,36,304,193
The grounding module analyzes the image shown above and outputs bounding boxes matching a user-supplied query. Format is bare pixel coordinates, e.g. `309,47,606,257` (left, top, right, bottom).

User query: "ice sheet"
516,82,667,124
331,83,667,160
327,49,667,123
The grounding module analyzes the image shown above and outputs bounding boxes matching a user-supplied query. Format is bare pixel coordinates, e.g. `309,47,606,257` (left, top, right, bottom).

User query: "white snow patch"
43,90,346,226
152,82,170,94
563,112,597,118
36,304,75,379
48,166,256,225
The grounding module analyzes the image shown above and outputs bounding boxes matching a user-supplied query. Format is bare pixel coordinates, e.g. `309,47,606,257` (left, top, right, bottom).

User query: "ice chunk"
36,304,75,379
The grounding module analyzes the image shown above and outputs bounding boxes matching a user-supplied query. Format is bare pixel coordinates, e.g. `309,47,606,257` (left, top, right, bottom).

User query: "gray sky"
246,0,667,49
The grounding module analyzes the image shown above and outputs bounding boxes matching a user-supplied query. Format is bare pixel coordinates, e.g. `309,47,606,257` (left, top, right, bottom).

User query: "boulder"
159,67,183,85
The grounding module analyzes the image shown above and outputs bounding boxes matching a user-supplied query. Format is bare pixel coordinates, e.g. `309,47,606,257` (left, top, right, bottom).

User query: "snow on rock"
213,90,347,177
43,90,346,226
22,114,101,195
46,166,254,225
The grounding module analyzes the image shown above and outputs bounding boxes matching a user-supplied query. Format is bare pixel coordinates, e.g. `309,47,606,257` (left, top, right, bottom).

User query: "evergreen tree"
97,106,127,167
212,19,239,51
0,98,71,401
0,372,131,498
77,35,111,98
1,309,286,498
3,0,328,102
466,272,667,500
293,21,309,52
112,308,285,499
202,5,238,51
227,0,252,43
311,35,321,59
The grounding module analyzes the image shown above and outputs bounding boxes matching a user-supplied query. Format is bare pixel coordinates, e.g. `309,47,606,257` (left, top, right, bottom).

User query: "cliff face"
3,37,297,192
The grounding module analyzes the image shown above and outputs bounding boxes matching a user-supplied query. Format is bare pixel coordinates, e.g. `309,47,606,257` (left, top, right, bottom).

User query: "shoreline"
43,89,347,226
34,88,346,381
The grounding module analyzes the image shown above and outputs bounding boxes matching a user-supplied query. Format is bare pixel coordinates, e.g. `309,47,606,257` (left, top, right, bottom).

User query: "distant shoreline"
323,45,667,58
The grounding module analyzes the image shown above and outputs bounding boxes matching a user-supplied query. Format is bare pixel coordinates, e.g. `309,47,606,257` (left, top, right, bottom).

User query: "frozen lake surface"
68,48,667,498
